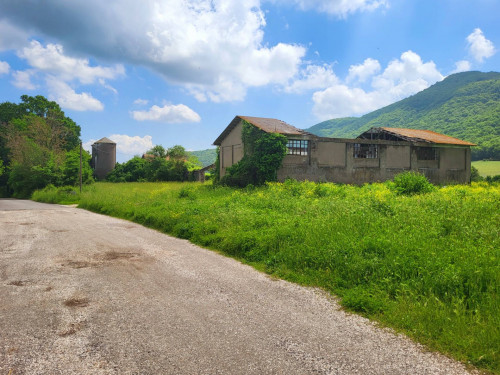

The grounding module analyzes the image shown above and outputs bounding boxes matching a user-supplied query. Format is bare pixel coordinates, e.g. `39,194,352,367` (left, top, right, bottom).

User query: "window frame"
287,139,309,156
416,147,438,161
353,143,379,159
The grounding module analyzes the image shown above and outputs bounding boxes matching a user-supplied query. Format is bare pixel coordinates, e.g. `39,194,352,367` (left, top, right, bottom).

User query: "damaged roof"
213,116,310,145
360,127,476,146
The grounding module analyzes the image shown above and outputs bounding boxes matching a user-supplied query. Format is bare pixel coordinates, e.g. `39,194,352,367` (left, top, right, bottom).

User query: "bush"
392,171,435,195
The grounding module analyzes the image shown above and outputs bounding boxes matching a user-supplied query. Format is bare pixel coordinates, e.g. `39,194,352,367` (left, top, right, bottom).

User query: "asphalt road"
0,199,474,374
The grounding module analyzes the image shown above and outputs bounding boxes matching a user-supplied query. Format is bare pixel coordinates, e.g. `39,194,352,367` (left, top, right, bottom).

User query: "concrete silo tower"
91,137,116,179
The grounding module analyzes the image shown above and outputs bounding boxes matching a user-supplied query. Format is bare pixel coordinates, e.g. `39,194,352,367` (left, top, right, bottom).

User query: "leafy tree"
167,145,188,160
147,145,167,158
61,147,94,186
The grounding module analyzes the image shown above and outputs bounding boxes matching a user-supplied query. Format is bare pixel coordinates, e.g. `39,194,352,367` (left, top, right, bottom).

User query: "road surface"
0,199,474,374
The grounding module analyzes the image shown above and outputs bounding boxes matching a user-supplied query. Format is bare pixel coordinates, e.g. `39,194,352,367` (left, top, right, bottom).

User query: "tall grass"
33,181,500,373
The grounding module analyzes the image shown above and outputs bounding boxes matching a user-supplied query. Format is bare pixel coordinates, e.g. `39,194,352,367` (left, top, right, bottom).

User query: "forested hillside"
189,148,217,167
307,71,500,160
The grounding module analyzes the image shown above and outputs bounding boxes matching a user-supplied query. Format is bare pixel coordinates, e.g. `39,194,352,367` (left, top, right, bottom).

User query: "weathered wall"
277,138,471,185
92,143,116,180
219,121,244,177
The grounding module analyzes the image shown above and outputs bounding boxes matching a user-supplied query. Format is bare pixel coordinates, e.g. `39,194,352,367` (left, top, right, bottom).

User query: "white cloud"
466,28,496,63
108,134,153,155
19,40,125,84
284,64,338,93
312,51,444,120
0,20,29,51
0,61,10,75
273,0,388,17
347,58,381,83
132,104,201,123
98,78,118,94
133,98,149,106
12,70,37,90
451,60,471,74
46,77,104,111
0,0,306,102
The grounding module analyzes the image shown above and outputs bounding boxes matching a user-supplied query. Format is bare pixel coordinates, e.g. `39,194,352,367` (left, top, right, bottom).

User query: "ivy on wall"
220,120,287,187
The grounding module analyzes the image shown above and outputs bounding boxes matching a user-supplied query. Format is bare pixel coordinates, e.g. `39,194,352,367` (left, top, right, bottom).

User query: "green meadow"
33,181,500,373
473,160,500,177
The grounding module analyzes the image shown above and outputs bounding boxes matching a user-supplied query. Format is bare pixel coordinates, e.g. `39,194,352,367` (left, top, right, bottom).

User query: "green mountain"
306,71,500,160
189,148,217,167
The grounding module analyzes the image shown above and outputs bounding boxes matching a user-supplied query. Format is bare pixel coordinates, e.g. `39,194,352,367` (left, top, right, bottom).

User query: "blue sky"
0,0,498,162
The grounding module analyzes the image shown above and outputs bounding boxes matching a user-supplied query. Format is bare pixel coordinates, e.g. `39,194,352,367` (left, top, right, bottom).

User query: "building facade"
91,137,116,180
214,116,475,185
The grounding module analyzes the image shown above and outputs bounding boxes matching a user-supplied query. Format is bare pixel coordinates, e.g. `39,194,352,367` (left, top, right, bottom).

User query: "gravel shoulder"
0,199,476,374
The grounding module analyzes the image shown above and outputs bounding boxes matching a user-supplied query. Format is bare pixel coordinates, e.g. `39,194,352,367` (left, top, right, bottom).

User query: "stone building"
213,116,475,185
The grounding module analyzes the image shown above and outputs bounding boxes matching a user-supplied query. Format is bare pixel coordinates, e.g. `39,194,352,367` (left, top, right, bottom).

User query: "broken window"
287,139,309,156
353,143,378,159
416,147,438,160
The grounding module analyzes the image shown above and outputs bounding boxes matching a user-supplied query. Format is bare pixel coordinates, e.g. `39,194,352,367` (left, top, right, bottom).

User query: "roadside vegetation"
33,177,500,373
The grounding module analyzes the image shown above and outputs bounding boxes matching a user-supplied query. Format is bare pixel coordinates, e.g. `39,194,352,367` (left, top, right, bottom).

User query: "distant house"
213,116,476,184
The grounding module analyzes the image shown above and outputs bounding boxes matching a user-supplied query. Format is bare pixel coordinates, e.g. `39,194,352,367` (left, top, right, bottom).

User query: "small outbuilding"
213,116,476,185
91,137,116,180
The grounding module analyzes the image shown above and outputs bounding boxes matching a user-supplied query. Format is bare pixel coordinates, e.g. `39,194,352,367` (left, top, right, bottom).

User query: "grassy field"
473,160,500,177
33,181,500,373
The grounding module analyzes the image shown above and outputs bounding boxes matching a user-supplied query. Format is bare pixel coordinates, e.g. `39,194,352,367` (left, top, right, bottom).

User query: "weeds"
32,180,500,373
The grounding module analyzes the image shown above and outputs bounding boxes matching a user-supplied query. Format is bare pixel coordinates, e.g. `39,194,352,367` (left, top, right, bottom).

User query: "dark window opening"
287,139,309,156
354,143,378,159
416,147,438,160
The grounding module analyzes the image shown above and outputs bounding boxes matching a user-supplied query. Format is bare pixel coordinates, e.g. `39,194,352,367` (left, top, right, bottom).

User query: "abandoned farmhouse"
214,116,476,185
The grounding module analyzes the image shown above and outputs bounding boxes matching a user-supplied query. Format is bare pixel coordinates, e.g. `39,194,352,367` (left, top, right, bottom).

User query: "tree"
147,145,167,158
167,145,188,160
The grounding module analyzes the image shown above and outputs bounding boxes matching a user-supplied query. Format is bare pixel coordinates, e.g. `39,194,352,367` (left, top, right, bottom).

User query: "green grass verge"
32,181,500,373
472,161,500,177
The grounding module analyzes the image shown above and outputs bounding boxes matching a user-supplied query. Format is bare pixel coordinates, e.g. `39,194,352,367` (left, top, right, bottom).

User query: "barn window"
287,139,309,156
353,143,378,159
416,147,438,160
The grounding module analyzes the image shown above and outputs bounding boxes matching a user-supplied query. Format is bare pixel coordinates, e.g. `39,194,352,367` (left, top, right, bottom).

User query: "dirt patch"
100,251,138,261
64,297,90,308
8,280,27,286
58,322,83,337
63,260,93,269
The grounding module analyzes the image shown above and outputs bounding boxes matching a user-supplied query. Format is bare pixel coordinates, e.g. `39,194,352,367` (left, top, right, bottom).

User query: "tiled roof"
93,137,116,144
213,116,310,145
379,127,476,146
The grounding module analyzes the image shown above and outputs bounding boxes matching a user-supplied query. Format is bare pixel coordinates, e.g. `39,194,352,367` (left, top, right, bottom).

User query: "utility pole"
79,141,82,193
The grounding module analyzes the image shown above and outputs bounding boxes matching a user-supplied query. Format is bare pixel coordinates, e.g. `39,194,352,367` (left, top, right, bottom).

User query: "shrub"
392,171,435,195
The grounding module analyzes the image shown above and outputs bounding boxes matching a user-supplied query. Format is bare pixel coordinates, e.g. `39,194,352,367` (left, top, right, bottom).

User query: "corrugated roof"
213,116,310,145
93,137,116,144
379,127,476,146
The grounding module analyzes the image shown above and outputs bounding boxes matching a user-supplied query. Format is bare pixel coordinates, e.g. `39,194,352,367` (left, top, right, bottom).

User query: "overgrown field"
33,181,500,373
472,160,500,177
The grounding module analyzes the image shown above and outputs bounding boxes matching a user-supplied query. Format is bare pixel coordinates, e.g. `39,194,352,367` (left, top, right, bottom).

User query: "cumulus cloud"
466,28,496,63
131,104,201,123
0,0,305,102
346,58,381,83
312,51,444,120
108,134,153,155
46,77,104,111
0,61,10,75
284,64,338,93
12,70,37,90
19,40,125,84
272,0,388,17
451,60,471,74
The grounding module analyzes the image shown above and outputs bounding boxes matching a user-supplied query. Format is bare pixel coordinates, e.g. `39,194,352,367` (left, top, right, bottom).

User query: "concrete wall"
92,143,116,180
277,138,471,185
219,121,244,177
